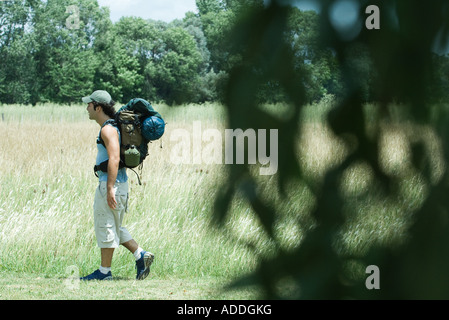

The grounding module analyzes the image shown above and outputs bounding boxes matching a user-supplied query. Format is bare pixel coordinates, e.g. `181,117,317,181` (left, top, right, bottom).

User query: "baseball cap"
82,90,112,104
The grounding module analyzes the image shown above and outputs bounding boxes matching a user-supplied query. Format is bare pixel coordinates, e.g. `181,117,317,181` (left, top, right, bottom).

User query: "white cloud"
97,0,198,23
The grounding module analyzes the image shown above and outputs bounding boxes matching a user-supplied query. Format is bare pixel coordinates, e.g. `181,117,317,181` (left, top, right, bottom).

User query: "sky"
97,0,198,23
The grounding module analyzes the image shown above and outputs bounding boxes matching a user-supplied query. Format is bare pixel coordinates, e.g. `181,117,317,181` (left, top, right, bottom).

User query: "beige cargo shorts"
93,181,133,248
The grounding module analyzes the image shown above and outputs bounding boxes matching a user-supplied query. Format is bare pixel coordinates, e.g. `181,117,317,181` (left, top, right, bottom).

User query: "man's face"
86,102,95,120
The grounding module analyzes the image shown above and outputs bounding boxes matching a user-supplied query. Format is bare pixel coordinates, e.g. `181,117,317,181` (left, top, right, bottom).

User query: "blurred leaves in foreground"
215,0,449,299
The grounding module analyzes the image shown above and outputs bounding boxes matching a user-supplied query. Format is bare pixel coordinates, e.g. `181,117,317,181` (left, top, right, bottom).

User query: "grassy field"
0,102,267,299
0,100,444,299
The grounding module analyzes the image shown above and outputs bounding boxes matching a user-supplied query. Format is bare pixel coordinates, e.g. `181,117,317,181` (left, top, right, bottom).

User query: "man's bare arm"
101,125,120,209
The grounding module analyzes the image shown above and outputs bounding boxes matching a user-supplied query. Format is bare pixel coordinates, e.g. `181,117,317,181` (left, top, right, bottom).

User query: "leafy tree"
0,0,34,49
178,12,211,74
31,0,106,103
150,27,203,104
0,0,38,104
196,0,236,72
196,0,225,16
94,17,148,103
286,8,343,101
46,43,98,104
112,17,204,104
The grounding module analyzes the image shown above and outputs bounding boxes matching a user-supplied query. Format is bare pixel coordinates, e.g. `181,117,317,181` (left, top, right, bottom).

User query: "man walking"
80,90,154,281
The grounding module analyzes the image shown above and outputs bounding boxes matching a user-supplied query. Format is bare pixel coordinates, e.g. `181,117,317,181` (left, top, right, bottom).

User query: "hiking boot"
136,251,154,280
80,269,112,281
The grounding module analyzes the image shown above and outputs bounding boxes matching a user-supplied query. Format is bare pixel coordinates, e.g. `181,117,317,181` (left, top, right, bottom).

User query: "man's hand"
107,188,117,210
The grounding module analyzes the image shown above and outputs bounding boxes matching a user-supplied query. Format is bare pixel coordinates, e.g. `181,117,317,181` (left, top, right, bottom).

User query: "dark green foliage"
215,0,449,299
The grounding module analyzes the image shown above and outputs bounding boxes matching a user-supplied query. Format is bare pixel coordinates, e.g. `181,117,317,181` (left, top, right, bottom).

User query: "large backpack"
94,98,165,184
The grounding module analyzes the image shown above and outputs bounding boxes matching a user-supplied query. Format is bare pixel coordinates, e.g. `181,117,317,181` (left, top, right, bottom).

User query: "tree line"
1,0,449,106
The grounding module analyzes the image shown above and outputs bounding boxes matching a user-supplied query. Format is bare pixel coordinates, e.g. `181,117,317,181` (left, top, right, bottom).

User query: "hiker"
80,90,154,281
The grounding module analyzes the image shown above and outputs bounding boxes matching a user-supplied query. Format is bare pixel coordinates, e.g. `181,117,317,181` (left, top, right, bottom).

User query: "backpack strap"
93,162,141,185
94,118,126,174
96,119,117,147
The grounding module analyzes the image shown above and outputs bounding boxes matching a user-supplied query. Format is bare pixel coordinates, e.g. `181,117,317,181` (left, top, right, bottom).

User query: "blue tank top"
96,123,128,183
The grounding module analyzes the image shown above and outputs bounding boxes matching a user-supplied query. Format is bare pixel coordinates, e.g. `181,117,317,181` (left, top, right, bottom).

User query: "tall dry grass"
0,100,444,283
0,103,258,279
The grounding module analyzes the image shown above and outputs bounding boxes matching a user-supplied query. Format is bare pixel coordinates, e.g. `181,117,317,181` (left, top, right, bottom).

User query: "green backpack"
94,98,165,183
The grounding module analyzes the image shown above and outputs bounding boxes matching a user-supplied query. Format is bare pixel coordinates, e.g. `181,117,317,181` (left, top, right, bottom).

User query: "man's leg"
80,182,117,281
116,182,154,280
101,248,115,268
80,247,114,281
122,239,154,280
122,239,138,254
